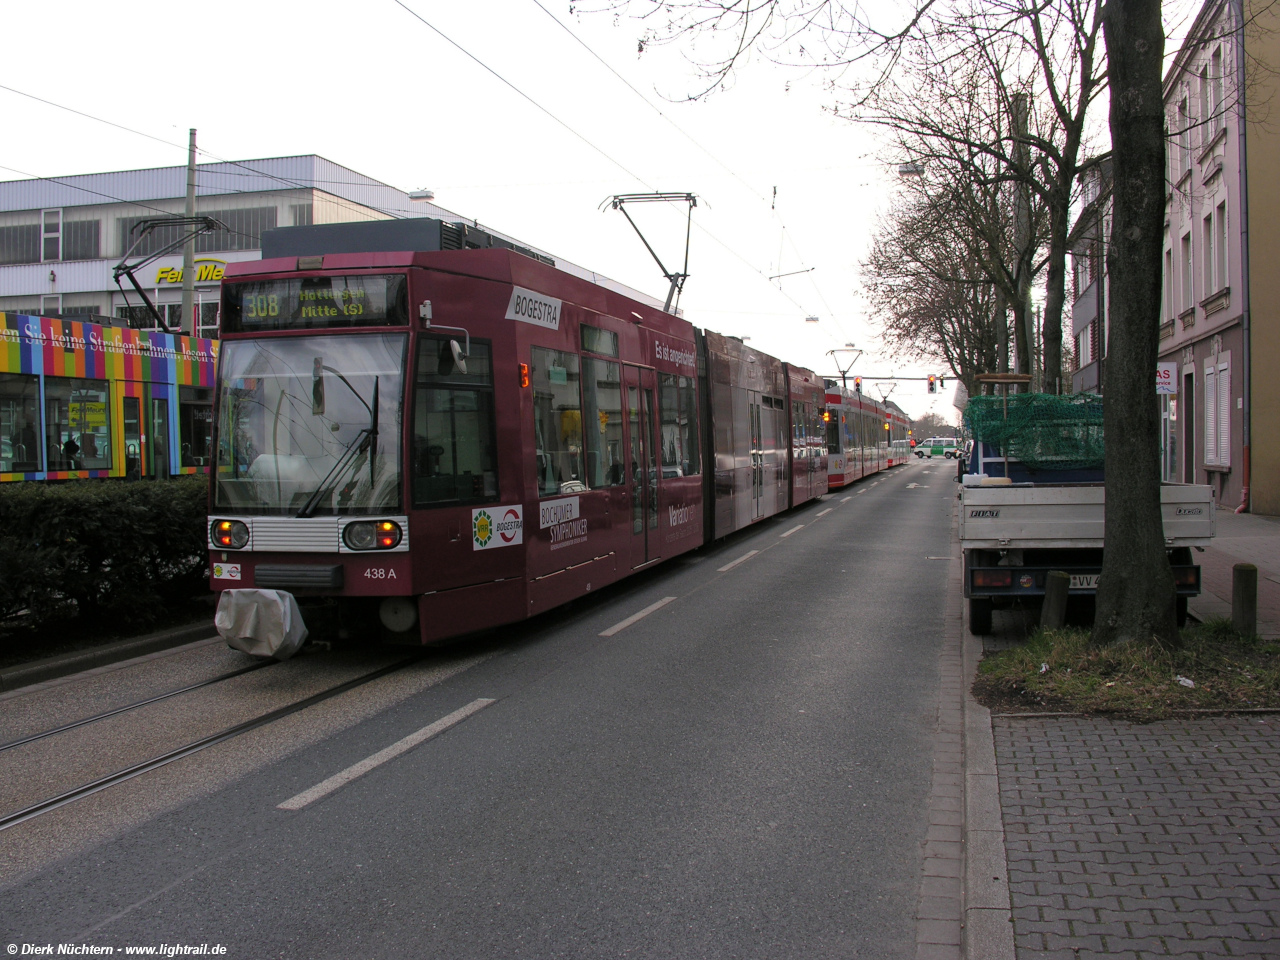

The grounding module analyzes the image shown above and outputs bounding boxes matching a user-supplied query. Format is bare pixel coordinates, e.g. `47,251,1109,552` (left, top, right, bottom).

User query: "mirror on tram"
449,339,468,376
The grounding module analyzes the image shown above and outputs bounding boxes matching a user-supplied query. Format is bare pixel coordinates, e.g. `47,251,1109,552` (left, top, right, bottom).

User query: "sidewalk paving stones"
992,714,1280,958
963,508,1280,958
1188,511,1280,638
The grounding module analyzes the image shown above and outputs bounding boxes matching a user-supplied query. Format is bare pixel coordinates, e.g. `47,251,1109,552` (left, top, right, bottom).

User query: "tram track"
0,656,419,833
0,660,276,754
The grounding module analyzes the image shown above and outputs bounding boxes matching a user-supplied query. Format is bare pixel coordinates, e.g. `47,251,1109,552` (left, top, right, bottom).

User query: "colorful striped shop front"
0,313,218,482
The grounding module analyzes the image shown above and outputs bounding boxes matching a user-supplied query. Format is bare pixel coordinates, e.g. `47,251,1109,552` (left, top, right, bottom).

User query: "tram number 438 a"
363,567,398,580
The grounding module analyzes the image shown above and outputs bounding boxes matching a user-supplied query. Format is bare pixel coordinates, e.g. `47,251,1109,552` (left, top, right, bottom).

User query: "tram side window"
658,373,700,477
531,347,584,497
44,376,111,470
581,357,625,488
412,338,498,505
1,373,42,471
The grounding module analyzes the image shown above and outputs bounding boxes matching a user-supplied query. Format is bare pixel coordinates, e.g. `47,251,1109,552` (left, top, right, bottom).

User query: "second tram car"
208,229,833,644
822,380,912,487
1,312,216,481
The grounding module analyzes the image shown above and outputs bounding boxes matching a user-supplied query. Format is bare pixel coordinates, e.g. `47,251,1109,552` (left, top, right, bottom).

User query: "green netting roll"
963,393,1105,470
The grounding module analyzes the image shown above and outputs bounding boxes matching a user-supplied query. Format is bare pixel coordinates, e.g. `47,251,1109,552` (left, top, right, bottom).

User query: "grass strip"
973,618,1280,720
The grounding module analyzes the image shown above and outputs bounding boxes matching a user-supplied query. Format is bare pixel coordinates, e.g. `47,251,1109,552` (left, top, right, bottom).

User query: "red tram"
823,380,913,487
208,223,831,644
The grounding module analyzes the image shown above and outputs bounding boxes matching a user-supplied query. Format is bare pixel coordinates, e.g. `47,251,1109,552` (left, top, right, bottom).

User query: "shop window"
63,220,101,261
198,301,220,339
659,372,700,477
179,386,214,467
411,338,497,505
44,376,112,470
531,347,584,497
1,373,42,472
582,357,625,487
116,304,185,331
118,207,277,257
0,223,39,265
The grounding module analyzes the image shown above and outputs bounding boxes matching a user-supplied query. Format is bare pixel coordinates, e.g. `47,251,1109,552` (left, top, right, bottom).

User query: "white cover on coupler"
215,588,309,660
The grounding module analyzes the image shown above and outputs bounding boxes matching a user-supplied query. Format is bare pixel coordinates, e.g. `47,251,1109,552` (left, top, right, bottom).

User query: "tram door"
624,365,659,566
123,397,142,479
149,395,171,478
122,390,171,479
749,391,764,519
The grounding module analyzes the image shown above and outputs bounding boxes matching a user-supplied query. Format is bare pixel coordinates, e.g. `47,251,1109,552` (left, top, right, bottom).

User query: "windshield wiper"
296,377,380,519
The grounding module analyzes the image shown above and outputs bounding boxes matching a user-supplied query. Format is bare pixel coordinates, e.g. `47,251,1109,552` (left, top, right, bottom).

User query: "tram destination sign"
223,274,409,332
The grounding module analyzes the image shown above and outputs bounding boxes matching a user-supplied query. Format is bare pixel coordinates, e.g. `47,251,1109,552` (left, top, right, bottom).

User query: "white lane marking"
841,496,852,502
718,550,759,572
278,698,496,810
600,596,678,637
816,507,833,517
780,524,804,538
906,482,930,489
856,489,867,495
926,556,951,560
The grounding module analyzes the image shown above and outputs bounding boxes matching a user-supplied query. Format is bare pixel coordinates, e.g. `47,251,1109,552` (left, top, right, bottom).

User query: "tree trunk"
1092,0,1178,647
1041,194,1070,394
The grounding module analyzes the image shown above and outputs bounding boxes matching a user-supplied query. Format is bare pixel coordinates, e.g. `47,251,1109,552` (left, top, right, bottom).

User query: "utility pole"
181,128,197,337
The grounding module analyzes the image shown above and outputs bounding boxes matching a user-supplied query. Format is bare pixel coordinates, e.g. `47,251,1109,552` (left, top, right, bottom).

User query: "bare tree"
591,0,1179,640
591,0,1109,393
1092,0,1177,647
862,175,1008,398
912,411,959,437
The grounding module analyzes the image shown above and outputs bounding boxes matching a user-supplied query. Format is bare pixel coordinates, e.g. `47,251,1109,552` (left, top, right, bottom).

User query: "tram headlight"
343,520,403,551
211,519,249,550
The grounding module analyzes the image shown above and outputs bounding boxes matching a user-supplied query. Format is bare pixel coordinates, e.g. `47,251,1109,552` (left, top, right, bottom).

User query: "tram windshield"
214,334,406,515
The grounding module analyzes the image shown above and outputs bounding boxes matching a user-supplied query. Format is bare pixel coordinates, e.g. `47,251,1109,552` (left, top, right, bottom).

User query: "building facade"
0,155,456,339
1069,0,1280,515
1159,0,1248,510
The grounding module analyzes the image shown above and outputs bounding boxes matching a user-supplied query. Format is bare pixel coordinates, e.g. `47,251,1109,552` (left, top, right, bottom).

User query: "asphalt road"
0,459,957,959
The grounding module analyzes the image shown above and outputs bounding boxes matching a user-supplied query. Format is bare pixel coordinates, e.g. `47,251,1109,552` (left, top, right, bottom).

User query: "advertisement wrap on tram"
0,312,217,481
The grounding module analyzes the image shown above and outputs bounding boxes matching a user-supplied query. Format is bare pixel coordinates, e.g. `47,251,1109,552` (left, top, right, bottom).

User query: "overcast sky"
1,1,1202,421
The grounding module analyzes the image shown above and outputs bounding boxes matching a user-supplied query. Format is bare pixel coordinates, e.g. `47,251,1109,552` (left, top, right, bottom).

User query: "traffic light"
939,376,946,389
853,376,862,393
928,374,937,394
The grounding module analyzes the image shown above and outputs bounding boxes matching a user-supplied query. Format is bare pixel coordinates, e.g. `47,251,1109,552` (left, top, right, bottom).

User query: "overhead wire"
0,83,414,228
393,0,840,328
4,12,849,347
527,0,857,347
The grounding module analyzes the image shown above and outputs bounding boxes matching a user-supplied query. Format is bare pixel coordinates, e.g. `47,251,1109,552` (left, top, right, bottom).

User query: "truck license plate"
1070,574,1100,589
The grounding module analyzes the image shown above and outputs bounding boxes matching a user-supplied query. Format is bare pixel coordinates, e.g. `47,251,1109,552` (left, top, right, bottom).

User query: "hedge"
0,476,210,629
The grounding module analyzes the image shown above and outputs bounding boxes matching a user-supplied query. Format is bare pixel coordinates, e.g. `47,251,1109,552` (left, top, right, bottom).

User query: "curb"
963,622,1016,960
0,620,218,693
